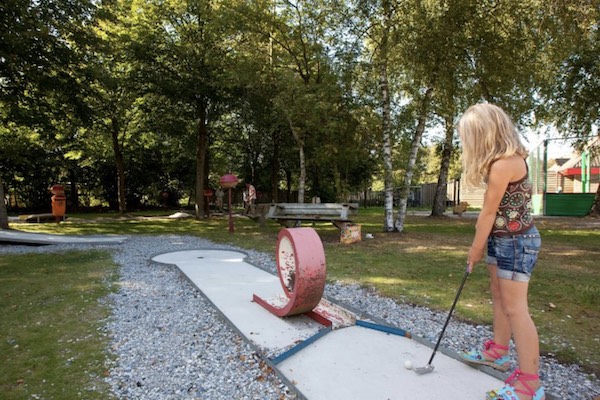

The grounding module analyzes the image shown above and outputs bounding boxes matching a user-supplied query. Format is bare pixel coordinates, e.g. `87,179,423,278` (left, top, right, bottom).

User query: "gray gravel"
1,234,599,399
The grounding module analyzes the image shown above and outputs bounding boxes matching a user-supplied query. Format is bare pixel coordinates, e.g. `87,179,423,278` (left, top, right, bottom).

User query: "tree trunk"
333,163,342,202
0,175,9,229
395,87,434,232
204,141,211,217
195,99,209,219
380,0,394,231
287,117,305,203
297,144,306,204
270,129,280,202
285,169,292,202
431,112,456,216
68,167,79,211
111,118,127,215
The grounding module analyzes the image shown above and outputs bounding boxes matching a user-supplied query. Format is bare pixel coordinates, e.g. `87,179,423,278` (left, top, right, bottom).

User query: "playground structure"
529,136,599,216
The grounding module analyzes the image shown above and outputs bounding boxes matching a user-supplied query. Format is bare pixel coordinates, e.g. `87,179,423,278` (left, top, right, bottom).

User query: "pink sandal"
462,339,511,371
486,369,545,400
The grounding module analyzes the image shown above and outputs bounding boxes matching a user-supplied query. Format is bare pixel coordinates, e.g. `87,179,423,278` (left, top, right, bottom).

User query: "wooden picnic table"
265,202,358,229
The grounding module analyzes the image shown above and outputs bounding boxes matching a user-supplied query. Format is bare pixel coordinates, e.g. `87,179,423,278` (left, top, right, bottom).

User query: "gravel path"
2,234,599,399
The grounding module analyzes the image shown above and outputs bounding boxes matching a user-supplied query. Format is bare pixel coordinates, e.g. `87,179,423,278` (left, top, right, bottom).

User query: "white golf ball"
404,360,413,370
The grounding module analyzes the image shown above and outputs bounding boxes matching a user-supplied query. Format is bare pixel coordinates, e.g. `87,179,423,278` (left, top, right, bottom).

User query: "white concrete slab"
0,230,128,245
152,250,323,351
278,325,503,400
152,249,505,400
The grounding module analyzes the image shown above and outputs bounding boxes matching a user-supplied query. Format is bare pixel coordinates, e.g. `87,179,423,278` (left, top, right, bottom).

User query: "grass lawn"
3,206,599,387
0,250,117,399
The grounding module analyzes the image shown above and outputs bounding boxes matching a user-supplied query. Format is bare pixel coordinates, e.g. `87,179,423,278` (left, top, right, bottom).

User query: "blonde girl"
458,103,544,400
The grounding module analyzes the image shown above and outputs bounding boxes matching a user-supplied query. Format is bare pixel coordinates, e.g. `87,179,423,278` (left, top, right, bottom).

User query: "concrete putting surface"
152,249,505,400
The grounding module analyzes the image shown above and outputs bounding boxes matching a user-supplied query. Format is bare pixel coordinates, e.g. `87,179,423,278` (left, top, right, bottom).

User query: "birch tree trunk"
431,112,456,216
381,71,394,230
395,87,434,231
0,175,9,229
380,0,395,231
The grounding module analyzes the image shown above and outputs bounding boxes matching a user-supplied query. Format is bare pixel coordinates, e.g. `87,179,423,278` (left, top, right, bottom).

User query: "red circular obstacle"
254,227,326,317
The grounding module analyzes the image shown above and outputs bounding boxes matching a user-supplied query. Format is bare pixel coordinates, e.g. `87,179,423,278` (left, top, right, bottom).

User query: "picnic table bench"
265,202,359,229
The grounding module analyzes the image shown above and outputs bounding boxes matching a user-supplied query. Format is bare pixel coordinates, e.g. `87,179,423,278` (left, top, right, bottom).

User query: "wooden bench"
24,213,67,223
265,203,358,229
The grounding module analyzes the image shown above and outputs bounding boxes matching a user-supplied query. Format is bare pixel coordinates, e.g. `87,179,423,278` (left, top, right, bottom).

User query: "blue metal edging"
355,320,411,338
271,327,333,365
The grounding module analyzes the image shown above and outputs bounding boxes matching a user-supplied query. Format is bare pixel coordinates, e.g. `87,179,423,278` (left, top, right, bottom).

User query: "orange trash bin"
50,184,66,222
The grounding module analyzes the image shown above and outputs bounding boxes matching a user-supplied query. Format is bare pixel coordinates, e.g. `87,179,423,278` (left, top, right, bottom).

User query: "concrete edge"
0,229,129,245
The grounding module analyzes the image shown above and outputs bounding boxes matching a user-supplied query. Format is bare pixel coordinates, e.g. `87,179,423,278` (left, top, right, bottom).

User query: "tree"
270,1,333,203
343,0,402,230
543,2,600,216
242,0,365,203
86,0,148,214
431,113,457,216
390,0,446,232
378,0,396,231
0,123,63,210
1,0,99,212
119,0,235,218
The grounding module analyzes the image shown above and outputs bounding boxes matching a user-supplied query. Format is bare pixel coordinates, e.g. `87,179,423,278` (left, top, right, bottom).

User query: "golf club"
414,264,471,375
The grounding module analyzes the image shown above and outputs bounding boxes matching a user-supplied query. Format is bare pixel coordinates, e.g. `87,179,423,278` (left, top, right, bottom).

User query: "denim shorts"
486,226,541,282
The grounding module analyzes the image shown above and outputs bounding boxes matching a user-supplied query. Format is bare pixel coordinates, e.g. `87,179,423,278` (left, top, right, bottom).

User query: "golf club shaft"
426,267,470,365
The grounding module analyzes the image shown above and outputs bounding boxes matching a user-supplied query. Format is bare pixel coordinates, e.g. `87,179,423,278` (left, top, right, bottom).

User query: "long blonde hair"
458,103,528,187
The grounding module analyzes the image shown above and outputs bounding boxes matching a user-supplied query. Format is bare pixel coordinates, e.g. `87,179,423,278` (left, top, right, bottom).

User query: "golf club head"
413,364,434,375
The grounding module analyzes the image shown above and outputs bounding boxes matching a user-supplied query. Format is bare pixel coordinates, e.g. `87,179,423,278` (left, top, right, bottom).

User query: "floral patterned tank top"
491,173,535,236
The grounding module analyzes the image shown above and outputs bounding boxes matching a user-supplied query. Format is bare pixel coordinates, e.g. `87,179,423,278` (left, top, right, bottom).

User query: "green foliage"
554,20,600,135
0,124,62,209
1,0,100,210
1,0,598,216
537,2,600,136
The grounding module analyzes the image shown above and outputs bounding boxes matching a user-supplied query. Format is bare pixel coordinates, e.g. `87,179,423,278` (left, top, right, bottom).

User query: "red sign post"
219,173,238,233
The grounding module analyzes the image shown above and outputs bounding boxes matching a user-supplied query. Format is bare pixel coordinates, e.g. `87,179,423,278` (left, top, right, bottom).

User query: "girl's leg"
488,264,511,355
462,264,511,369
498,278,541,399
